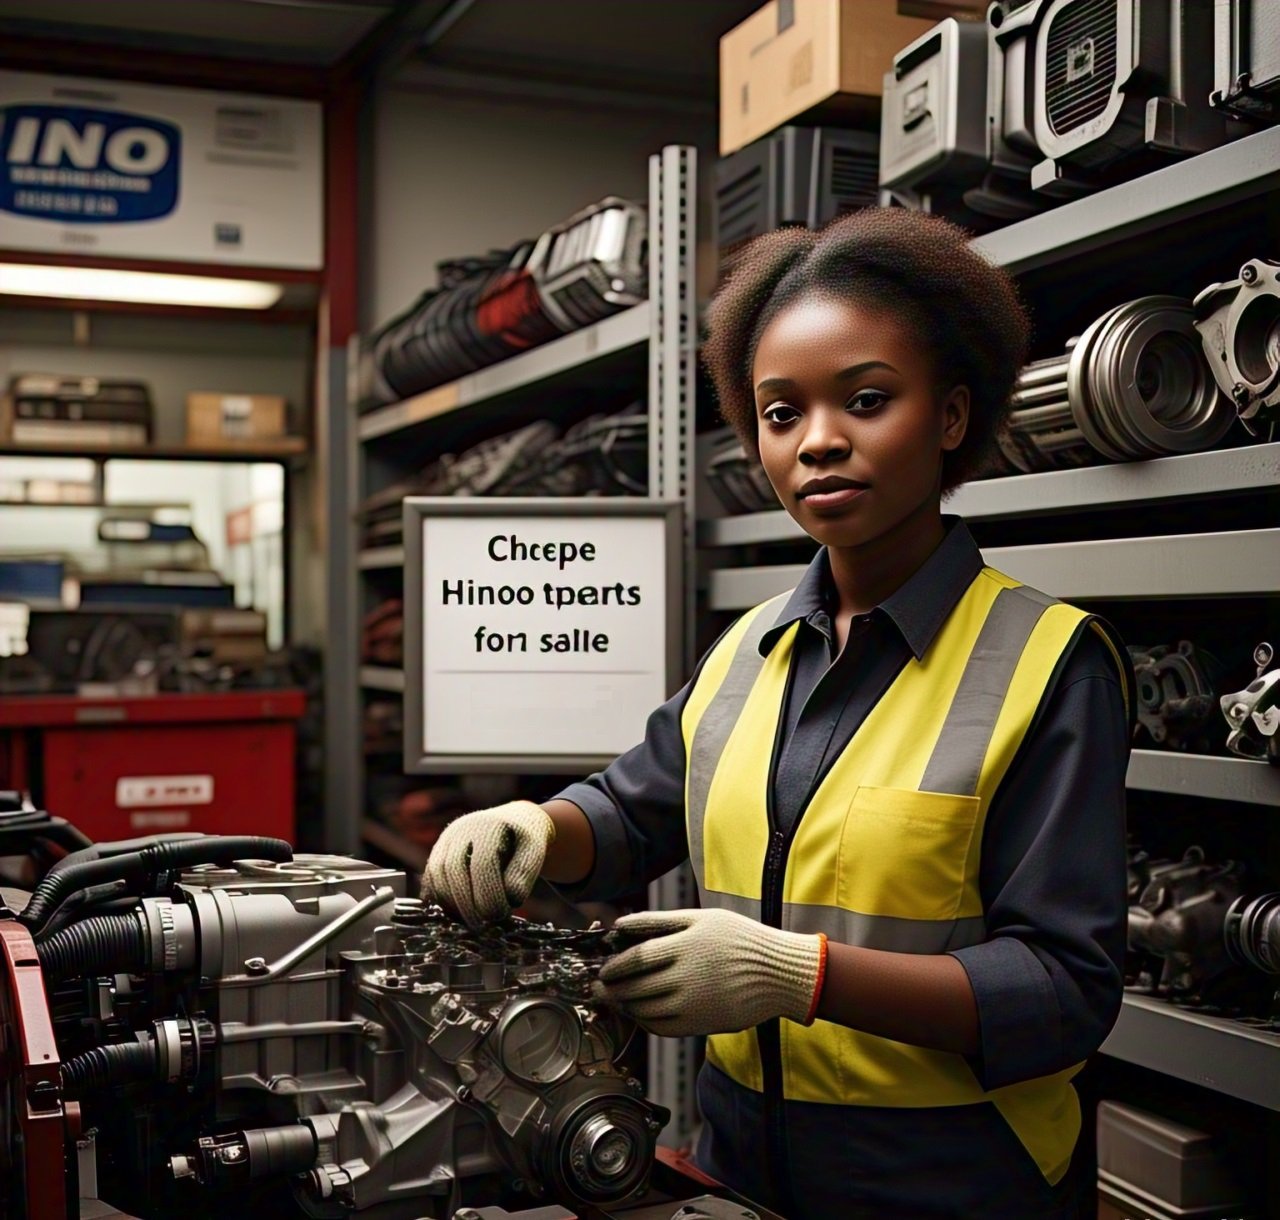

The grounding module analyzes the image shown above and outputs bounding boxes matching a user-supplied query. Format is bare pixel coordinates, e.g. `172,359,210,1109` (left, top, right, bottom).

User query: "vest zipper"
757,657,801,1216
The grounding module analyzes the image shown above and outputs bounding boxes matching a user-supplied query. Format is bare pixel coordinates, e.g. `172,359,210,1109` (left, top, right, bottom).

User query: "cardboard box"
720,0,935,155
186,392,288,444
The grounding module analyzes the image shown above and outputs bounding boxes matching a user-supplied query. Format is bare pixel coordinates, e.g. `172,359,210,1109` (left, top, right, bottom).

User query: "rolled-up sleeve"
551,676,695,903
949,626,1131,1092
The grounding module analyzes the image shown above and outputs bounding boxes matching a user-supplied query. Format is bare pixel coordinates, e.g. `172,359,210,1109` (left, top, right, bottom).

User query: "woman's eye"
846,390,889,413
762,403,800,425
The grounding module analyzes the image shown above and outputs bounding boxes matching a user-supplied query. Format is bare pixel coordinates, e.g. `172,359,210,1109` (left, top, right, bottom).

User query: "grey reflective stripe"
703,888,986,954
686,593,791,893
918,585,1052,798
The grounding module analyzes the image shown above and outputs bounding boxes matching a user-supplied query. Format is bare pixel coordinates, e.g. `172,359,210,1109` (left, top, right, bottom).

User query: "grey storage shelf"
358,546,405,570
1101,994,1280,1113
1126,750,1280,807
357,302,650,442
706,528,1280,608
330,147,703,1149
700,444,1280,547
972,124,1280,274
359,665,405,693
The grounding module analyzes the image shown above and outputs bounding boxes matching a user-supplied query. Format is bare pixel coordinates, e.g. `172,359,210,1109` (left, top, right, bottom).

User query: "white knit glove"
594,908,827,1037
420,801,555,928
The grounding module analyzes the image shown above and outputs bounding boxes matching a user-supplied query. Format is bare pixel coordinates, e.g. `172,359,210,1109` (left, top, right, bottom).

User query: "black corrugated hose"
61,1040,158,1098
37,912,148,980
19,835,292,933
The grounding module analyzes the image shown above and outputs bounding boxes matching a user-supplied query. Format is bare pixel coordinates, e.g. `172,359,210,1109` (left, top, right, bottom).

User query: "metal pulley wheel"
999,296,1235,472
1194,258,1280,435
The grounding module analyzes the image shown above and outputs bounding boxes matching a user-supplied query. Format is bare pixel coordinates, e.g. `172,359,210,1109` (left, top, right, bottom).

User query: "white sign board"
405,499,681,770
0,71,322,269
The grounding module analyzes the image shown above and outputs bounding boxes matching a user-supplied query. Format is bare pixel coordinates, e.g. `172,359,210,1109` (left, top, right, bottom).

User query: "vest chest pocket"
836,786,983,923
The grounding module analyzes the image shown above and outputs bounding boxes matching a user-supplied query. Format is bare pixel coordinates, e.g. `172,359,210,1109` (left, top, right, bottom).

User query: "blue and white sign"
0,72,322,269
2,103,181,224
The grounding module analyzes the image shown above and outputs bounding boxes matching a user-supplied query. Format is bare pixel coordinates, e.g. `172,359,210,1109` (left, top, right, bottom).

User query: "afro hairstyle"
702,207,1030,494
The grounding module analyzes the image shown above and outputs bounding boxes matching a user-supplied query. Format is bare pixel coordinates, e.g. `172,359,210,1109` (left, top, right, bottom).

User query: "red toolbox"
0,691,305,843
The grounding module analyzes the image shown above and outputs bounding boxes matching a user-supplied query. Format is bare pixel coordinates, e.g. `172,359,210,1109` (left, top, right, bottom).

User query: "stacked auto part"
880,15,1042,225
356,409,648,547
364,198,646,406
715,126,879,259
1210,0,1280,119
1127,846,1246,1002
1194,257,1280,437
1220,641,1280,764
1125,837,1280,1024
705,432,778,515
881,1,1266,225
5,373,154,446
998,296,1235,472
1128,641,1224,753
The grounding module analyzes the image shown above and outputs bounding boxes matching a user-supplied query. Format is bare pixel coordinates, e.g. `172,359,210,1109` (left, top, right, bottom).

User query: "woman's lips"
799,486,868,510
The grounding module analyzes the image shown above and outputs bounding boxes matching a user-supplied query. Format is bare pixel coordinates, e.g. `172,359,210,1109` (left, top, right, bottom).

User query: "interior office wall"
367,86,717,332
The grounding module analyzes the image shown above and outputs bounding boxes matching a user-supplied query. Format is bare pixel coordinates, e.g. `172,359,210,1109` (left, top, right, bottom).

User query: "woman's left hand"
595,908,827,1037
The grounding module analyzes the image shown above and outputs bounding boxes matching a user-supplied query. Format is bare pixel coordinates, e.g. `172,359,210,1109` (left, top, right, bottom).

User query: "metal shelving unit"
1102,995,1280,1113
357,301,651,443
699,443,1280,546
706,528,1280,609
328,146,702,1148
1127,750,1280,806
695,125,1280,1128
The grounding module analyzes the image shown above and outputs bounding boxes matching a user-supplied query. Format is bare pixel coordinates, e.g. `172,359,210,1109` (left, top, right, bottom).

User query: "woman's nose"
797,407,852,464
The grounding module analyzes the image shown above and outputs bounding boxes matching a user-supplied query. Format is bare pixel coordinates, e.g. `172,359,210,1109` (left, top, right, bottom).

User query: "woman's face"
751,293,969,549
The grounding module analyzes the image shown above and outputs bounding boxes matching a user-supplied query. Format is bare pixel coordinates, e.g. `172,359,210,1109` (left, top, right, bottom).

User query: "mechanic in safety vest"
422,208,1135,1219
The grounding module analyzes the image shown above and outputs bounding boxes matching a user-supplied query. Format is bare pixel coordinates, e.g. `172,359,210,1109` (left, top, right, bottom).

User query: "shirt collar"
759,515,984,662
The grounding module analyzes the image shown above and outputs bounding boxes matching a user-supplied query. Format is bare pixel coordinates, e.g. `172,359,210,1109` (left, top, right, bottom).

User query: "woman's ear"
940,386,970,452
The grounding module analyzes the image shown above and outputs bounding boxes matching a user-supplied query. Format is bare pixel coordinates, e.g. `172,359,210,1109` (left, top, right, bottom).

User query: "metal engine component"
1194,258,1280,437
1225,892,1280,976
4,849,668,1220
998,296,1235,472
1025,0,1232,196
535,197,647,331
1220,641,1280,763
1127,641,1224,752
1127,847,1246,999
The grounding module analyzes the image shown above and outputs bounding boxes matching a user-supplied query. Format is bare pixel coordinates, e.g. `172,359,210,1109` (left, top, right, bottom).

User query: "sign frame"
403,496,683,774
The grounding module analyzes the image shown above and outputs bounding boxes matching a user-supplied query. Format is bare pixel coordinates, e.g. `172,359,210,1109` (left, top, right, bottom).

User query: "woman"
421,209,1134,1219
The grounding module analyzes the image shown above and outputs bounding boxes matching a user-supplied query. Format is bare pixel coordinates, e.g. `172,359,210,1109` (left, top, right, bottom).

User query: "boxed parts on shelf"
186,391,289,444
1096,1101,1248,1220
3,374,153,447
719,0,933,155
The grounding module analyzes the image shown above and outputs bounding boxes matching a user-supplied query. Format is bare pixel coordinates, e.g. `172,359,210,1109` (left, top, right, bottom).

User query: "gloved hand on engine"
594,908,828,1037
420,800,555,927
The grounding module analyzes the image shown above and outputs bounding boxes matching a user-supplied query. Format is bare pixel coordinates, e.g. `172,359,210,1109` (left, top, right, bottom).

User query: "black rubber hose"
37,913,148,980
19,835,292,933
61,1041,158,1098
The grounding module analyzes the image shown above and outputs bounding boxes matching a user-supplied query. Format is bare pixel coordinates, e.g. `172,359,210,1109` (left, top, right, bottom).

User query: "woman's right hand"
420,800,555,927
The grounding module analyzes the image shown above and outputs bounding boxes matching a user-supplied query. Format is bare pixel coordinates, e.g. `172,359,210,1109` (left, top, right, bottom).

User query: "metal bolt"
1242,263,1259,284
1232,382,1250,406
455,1085,471,1102
455,1211,482,1220
244,957,268,974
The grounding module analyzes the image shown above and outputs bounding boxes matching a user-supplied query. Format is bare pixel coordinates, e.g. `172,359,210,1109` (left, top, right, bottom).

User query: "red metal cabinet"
0,691,305,843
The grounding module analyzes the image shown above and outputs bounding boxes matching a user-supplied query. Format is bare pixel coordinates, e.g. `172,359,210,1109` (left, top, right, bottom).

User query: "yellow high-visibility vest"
681,564,1130,1186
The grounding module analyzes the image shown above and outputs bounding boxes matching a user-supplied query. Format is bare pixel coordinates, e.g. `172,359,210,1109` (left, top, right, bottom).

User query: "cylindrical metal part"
1001,297,1235,472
